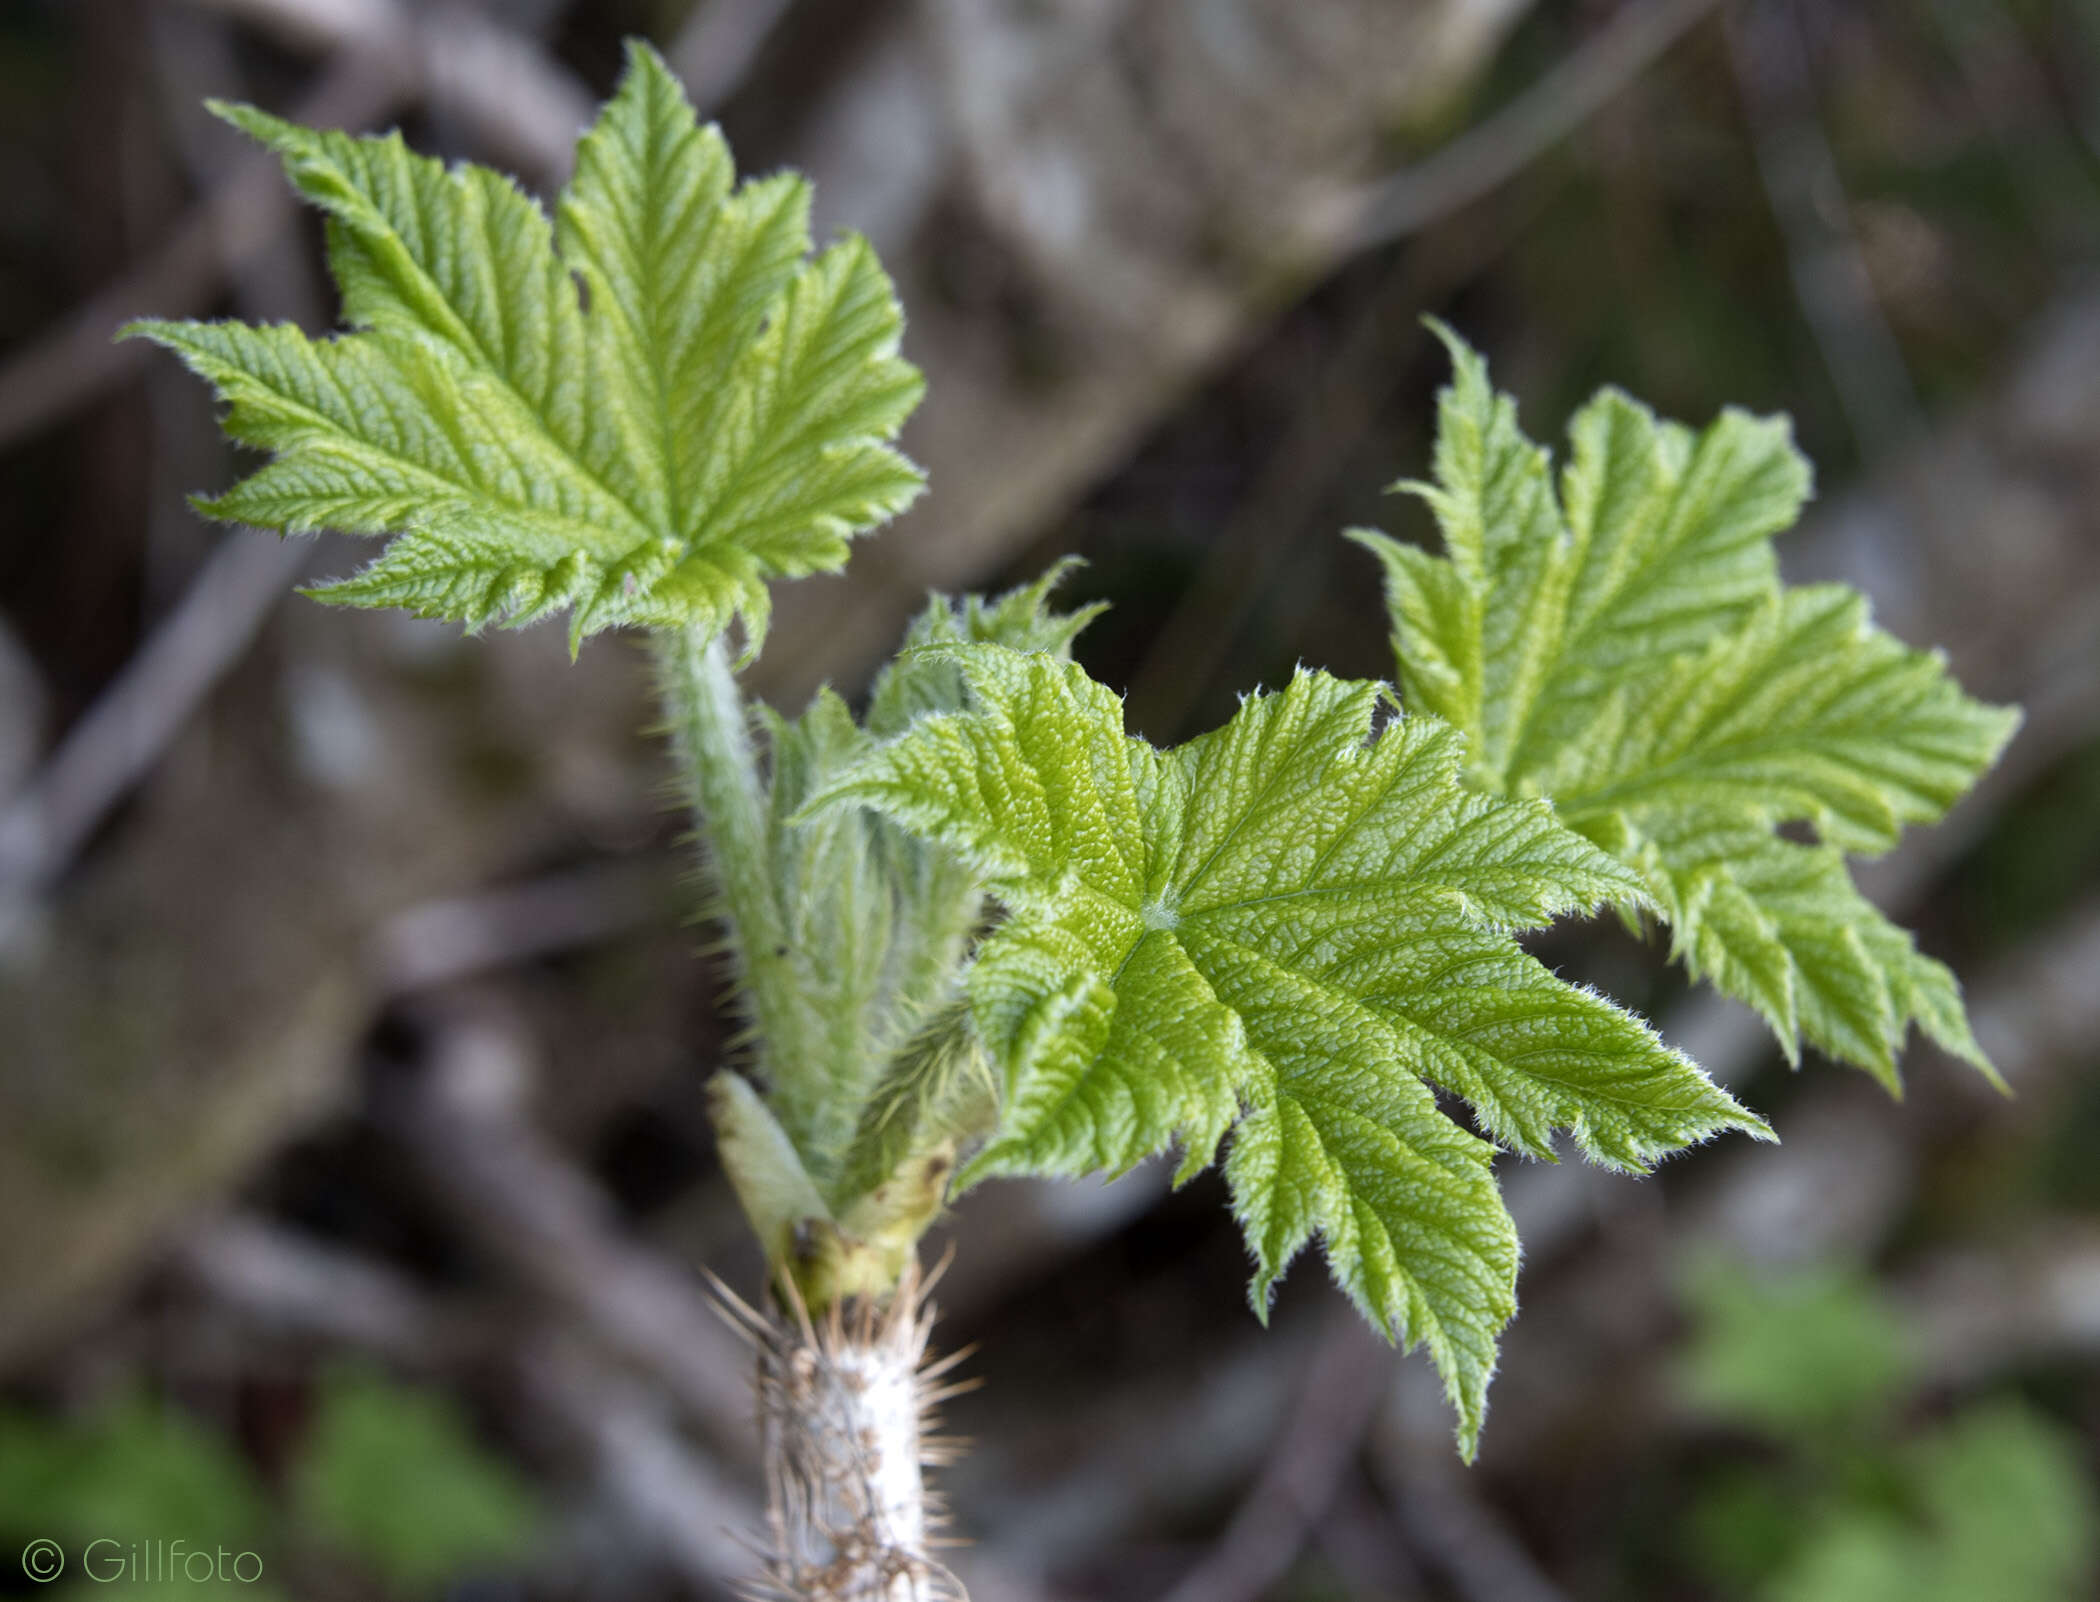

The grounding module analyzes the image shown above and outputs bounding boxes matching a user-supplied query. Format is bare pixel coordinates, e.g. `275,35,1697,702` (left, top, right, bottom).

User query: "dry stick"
1373,1451,1574,1602
1966,893,2100,1099
1899,1219,2100,1391
175,1211,451,1364
1157,1313,1392,1602
520,1334,763,1595
370,856,670,996
1311,1474,1432,1601
957,1318,1320,1581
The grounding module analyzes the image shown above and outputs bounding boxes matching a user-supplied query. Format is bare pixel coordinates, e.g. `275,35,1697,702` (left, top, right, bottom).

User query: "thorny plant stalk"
714,1259,973,1602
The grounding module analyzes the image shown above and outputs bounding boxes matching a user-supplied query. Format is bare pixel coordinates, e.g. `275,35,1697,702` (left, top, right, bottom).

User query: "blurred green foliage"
0,1393,278,1602
0,1366,539,1599
290,1367,541,1593
1677,1257,2098,1602
1679,1259,1916,1438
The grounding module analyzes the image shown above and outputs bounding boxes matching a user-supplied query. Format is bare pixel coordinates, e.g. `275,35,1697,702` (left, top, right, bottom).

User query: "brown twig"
520,1333,761,1595
1375,1450,1574,1602
172,1212,453,1365
1898,1223,2100,1389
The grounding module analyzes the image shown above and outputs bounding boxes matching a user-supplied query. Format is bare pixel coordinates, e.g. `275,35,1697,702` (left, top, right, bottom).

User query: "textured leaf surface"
1356,327,2017,1086
127,42,922,653
810,645,1763,1451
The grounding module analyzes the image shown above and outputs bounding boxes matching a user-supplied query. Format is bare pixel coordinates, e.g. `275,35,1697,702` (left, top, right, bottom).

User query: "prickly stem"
716,1258,969,1602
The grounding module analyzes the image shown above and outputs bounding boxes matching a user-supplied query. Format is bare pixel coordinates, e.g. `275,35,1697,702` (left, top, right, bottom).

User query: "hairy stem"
652,624,799,1049
718,1259,964,1602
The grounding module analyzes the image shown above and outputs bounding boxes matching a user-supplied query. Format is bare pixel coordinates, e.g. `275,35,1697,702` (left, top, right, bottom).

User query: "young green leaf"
867,555,1109,735
125,41,923,656
1354,326,2018,1087
807,645,1765,1452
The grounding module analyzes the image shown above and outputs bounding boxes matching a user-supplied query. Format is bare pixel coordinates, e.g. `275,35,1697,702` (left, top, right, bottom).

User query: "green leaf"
1357,325,2017,1086
808,646,1764,1452
749,684,941,1178
868,555,1109,735
125,41,923,656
